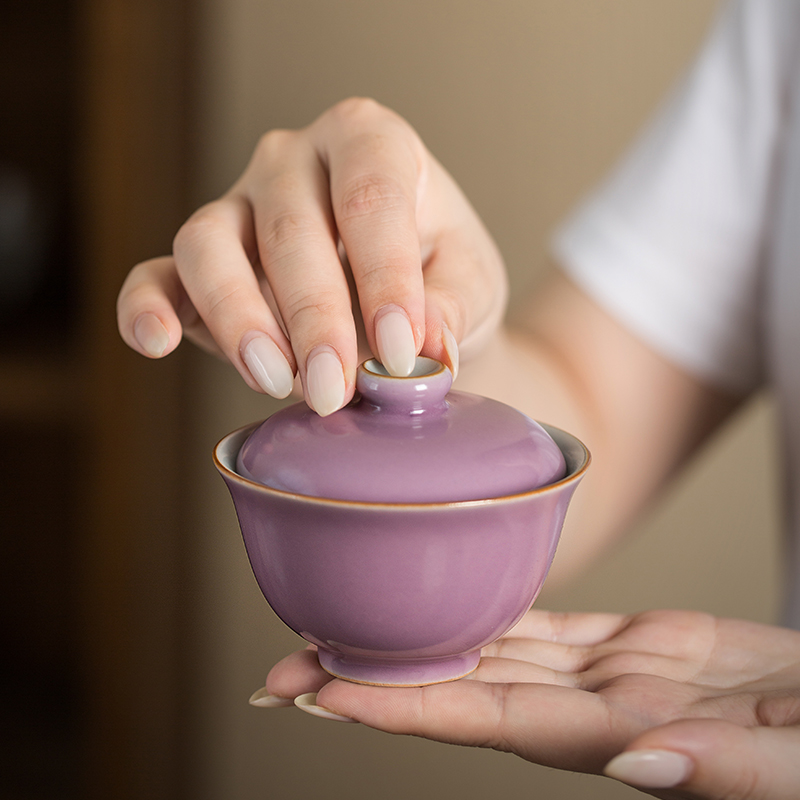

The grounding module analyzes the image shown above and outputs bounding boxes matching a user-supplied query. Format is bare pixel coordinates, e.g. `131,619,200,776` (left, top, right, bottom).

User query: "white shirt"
553,0,800,627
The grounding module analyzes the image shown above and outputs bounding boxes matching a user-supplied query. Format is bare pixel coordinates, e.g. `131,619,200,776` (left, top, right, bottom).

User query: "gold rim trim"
359,356,448,381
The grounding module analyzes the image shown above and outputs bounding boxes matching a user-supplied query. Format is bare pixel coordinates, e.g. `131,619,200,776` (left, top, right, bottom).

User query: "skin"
117,98,506,411
268,610,800,800
117,99,797,797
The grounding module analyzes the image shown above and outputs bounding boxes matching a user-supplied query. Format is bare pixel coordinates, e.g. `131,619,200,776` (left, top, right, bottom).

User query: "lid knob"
356,357,451,414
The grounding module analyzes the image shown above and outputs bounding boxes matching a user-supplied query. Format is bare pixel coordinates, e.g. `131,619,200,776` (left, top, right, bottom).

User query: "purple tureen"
215,357,589,686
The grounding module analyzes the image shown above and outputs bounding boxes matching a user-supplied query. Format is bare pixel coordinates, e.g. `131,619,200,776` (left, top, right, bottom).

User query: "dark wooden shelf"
1,1,192,798
0,352,82,423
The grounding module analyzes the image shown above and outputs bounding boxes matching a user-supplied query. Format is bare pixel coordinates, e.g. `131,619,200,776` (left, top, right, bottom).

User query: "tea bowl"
214,358,589,686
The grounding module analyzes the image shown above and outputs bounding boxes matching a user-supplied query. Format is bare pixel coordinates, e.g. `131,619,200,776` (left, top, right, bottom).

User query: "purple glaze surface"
214,415,590,687
236,358,566,503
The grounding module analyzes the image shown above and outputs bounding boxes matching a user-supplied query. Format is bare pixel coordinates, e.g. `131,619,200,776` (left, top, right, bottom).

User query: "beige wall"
182,2,780,798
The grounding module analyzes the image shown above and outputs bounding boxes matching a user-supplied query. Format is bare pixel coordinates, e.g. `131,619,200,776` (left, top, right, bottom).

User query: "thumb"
604,719,800,799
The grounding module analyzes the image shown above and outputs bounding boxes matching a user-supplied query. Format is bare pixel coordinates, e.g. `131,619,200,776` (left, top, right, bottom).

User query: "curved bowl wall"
215,422,589,686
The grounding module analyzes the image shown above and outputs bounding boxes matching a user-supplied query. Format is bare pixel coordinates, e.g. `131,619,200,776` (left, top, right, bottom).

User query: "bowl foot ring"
316,648,481,687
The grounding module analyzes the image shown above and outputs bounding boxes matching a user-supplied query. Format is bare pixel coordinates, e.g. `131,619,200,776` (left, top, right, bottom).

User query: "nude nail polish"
441,322,460,380
294,693,357,723
242,335,294,399
248,687,295,708
306,348,346,416
604,749,693,788
375,308,416,377
134,313,169,357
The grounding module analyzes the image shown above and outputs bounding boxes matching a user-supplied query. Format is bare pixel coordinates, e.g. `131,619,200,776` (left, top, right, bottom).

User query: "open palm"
265,609,800,799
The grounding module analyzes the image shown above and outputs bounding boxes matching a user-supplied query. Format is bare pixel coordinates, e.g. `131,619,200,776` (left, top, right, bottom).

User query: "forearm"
455,271,740,585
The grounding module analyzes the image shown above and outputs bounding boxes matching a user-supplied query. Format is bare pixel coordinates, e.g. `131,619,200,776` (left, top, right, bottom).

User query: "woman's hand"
117,98,507,414
261,609,800,799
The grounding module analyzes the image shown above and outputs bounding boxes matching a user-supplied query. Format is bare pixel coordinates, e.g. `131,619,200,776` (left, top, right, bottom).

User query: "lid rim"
215,420,590,510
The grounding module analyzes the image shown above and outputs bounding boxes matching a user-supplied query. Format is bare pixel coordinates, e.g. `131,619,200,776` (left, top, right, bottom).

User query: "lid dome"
236,358,566,503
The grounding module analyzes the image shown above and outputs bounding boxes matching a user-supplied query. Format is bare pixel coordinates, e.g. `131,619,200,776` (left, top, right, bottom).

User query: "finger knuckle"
173,203,227,260
358,258,414,286
326,98,423,155
117,274,150,312
260,210,322,256
254,128,296,160
487,684,514,752
338,173,409,222
282,289,341,332
328,96,386,125
200,280,248,325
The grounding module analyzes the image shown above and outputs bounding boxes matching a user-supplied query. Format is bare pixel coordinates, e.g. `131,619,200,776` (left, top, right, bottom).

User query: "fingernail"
294,692,357,723
441,322,459,381
134,313,170,357
248,687,295,708
375,307,416,377
306,348,346,416
604,749,693,788
242,334,294,399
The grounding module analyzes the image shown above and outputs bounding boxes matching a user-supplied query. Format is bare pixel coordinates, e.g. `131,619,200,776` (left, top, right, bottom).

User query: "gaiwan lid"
236,357,566,504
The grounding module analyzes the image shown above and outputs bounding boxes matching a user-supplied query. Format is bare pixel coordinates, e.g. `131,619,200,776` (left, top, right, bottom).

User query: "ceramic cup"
214,380,589,686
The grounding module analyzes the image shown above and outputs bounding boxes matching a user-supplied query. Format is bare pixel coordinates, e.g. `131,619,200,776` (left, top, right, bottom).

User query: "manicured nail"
441,322,459,380
248,687,294,708
294,693,357,723
375,307,416,377
604,749,693,788
306,348,346,416
134,313,169,357
242,334,294,399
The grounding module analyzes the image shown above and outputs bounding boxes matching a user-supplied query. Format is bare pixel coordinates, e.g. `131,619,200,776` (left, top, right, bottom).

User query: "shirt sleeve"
553,0,794,394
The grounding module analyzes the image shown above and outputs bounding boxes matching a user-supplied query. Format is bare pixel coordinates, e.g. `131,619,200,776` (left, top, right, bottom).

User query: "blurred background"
0,1,781,798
